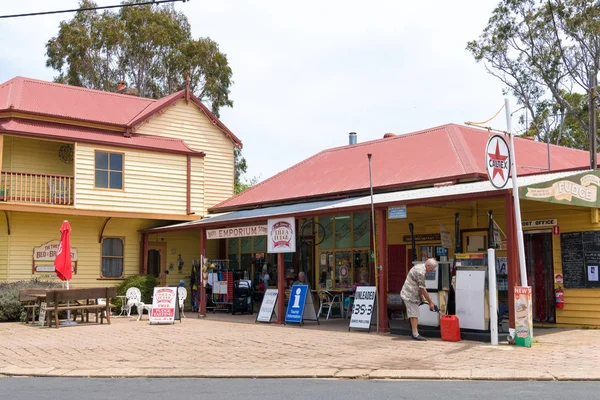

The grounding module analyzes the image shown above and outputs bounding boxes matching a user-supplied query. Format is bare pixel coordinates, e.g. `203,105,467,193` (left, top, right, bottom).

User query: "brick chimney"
117,81,139,97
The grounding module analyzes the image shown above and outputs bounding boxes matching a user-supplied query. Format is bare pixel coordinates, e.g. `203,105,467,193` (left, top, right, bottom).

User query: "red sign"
553,225,560,236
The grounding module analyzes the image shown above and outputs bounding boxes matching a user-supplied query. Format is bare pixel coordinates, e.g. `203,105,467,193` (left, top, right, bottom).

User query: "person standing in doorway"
401,258,438,341
260,265,270,292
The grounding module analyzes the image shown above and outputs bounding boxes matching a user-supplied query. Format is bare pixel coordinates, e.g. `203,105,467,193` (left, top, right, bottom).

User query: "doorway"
524,231,555,323
387,245,407,293
299,238,314,286
147,242,167,286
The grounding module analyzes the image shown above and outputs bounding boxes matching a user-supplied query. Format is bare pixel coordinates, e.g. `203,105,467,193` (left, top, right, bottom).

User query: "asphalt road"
1,378,599,400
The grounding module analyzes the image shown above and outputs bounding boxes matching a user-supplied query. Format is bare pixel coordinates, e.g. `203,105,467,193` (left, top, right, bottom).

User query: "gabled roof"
0,76,242,147
211,123,591,212
0,118,203,156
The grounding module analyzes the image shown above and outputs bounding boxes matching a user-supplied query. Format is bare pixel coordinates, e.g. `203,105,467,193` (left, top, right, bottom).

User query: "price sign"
349,286,376,330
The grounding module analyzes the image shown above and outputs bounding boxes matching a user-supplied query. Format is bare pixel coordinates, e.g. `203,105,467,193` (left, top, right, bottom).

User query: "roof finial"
185,73,190,104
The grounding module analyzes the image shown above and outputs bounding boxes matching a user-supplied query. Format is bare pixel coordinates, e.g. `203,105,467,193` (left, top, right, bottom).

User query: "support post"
488,248,498,345
199,228,207,317
377,208,389,332
141,232,148,274
505,191,517,329
277,253,285,324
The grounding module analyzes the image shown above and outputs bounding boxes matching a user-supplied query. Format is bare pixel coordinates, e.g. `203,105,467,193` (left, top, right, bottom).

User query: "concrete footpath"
0,313,599,381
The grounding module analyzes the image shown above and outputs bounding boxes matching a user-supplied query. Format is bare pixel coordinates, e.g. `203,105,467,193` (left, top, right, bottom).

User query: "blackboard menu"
560,231,600,288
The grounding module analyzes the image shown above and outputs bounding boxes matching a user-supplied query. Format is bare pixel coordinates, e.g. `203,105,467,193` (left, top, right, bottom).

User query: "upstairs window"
101,237,124,278
95,151,123,189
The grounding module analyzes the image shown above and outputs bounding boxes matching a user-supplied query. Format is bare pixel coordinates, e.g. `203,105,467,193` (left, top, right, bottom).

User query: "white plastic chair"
178,287,187,318
317,290,341,320
125,287,142,317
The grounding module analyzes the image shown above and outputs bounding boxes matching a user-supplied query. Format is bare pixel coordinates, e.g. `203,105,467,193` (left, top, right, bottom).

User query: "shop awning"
518,169,599,208
145,169,586,233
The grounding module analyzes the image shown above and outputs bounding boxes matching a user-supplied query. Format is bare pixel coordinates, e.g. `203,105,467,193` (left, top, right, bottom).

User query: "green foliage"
115,274,158,303
0,278,63,323
45,0,233,115
467,0,600,147
234,147,260,194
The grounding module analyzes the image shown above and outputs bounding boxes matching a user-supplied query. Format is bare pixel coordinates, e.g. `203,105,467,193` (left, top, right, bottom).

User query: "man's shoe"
411,334,427,341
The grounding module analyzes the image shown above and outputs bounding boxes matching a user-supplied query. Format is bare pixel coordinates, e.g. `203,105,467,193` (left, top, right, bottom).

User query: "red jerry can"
440,315,461,342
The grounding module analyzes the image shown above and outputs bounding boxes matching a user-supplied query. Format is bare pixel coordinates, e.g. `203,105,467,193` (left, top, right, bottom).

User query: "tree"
234,148,260,194
467,0,599,147
45,0,233,116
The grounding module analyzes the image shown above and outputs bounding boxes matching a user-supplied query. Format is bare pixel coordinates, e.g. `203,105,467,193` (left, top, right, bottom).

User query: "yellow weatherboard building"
0,76,241,298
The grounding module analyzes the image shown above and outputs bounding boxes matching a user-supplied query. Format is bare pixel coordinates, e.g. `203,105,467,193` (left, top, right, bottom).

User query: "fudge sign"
486,135,511,189
267,217,296,253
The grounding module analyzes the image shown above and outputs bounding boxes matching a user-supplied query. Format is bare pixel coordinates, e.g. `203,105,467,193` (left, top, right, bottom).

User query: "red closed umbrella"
54,221,72,281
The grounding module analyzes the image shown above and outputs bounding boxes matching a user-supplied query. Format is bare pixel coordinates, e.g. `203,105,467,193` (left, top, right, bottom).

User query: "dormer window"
95,151,123,189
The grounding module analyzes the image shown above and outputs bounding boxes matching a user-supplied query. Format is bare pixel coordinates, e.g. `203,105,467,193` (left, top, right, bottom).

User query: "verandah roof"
144,170,585,234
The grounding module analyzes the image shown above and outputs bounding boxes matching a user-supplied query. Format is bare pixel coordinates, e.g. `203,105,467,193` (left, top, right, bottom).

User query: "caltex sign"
486,135,511,189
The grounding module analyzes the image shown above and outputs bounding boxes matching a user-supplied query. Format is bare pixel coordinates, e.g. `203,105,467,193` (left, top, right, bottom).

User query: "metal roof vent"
349,132,357,145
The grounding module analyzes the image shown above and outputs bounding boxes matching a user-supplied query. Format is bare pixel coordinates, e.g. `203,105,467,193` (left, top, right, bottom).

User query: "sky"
0,0,516,183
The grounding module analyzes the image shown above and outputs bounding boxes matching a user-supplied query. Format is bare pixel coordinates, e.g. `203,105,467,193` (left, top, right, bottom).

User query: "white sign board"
440,224,451,249
256,289,278,323
206,225,268,240
149,287,178,324
38,302,47,326
267,217,296,253
522,219,557,228
349,286,377,330
388,206,407,219
485,135,511,189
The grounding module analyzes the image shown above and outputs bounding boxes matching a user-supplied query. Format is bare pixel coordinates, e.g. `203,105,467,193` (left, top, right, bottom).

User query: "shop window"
320,216,333,249
335,251,352,288
353,250,370,284
240,237,252,253
101,237,124,278
253,236,266,253
353,212,370,248
335,215,352,248
95,151,123,189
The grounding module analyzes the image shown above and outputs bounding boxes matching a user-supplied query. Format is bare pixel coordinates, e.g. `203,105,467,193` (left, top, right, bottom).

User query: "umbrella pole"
60,280,77,326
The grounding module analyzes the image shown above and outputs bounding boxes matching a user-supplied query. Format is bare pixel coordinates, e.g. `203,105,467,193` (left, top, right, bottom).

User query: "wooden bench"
19,288,49,324
43,287,117,328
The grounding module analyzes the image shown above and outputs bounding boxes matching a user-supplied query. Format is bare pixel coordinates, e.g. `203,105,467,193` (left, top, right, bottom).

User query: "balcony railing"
0,171,74,205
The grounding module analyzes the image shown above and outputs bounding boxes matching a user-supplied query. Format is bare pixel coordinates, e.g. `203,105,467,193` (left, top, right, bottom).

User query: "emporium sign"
206,225,268,239
519,170,600,208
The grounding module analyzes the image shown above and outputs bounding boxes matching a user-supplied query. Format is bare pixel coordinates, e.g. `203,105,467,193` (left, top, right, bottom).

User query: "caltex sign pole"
504,98,528,288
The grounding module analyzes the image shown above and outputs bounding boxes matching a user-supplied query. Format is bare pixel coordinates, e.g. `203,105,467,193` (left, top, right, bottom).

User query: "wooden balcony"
0,171,74,205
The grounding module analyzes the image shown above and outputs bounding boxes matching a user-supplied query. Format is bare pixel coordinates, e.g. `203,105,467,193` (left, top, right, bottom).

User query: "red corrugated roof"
0,118,203,156
211,124,591,211
0,76,242,147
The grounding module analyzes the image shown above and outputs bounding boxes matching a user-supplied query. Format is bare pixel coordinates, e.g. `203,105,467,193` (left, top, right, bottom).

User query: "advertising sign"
349,286,377,330
285,284,308,324
514,286,533,347
256,289,278,323
440,224,451,249
149,287,179,324
267,217,296,253
485,135,511,189
33,240,78,261
206,225,268,240
519,170,600,208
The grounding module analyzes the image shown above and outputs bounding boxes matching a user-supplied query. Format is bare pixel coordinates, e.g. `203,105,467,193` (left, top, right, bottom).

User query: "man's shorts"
404,299,420,319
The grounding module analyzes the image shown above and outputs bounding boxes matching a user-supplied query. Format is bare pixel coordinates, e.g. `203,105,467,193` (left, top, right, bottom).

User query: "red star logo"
488,141,508,180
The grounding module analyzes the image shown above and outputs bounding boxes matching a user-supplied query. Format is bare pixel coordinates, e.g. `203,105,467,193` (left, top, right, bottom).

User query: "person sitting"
292,271,311,289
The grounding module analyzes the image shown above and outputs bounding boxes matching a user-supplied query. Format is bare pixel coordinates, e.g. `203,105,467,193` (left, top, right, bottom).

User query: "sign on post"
267,217,296,253
485,135,511,189
256,289,278,323
349,286,377,331
149,287,181,325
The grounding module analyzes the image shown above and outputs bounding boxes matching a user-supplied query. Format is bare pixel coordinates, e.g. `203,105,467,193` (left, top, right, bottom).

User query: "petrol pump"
408,223,452,328
451,211,499,331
